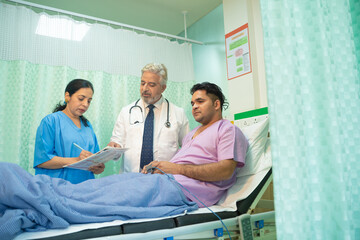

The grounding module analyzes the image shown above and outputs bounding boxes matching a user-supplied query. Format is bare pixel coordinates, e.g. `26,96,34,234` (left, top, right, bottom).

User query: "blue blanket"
0,163,198,239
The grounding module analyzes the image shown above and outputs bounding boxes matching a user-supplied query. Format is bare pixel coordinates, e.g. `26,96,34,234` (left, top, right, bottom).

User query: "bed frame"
16,108,275,240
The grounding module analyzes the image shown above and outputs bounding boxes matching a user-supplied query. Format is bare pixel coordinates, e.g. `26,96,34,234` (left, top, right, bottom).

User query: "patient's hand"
89,163,105,174
142,161,180,175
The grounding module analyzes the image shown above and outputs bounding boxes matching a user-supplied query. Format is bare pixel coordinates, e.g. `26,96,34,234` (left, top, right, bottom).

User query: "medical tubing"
154,167,232,240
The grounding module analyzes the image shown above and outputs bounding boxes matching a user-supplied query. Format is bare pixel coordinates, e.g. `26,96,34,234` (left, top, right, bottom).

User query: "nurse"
34,79,104,184
108,63,189,173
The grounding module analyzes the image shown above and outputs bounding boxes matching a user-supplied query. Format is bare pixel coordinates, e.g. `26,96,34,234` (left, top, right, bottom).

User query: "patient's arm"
143,159,237,182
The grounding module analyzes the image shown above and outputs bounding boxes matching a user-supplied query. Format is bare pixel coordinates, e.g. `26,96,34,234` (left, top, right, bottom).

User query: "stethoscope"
129,98,171,128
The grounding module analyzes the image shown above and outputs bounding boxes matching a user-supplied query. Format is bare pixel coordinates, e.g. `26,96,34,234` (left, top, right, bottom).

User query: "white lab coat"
110,97,189,173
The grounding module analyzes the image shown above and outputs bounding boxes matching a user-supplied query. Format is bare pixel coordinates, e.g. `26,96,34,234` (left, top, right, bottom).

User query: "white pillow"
237,117,269,177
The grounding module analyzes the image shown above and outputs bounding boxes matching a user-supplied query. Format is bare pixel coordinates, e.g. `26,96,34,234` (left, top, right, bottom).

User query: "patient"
142,82,249,206
0,82,248,239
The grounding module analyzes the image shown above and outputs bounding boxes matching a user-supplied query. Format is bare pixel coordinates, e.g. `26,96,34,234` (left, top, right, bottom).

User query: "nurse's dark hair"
53,79,94,127
190,82,229,111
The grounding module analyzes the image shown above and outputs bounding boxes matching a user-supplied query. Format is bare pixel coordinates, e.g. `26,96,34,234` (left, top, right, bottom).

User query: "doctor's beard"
141,93,162,105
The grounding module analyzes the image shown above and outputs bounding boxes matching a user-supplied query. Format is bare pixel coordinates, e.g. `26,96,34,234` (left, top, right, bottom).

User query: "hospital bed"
14,108,274,240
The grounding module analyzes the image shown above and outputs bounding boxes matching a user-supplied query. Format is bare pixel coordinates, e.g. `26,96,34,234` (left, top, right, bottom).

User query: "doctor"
108,63,189,172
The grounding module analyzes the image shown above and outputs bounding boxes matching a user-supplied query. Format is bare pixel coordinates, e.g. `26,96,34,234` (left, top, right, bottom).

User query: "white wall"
223,0,268,118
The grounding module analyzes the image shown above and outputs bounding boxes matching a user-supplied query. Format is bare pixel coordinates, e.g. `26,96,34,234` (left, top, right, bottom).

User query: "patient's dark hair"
53,79,94,127
190,82,229,111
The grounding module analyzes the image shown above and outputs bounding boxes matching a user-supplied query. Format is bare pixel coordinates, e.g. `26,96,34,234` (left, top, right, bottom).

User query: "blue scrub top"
34,111,100,184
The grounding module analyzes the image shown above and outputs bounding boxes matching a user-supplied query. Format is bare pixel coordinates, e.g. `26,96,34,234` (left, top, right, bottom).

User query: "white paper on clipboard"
64,147,128,170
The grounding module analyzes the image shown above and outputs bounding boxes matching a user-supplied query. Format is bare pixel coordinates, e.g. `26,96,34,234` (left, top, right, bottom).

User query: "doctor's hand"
107,141,121,148
89,163,105,174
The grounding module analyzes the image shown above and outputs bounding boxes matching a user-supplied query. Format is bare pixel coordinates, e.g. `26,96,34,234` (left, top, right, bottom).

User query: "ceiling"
21,0,223,36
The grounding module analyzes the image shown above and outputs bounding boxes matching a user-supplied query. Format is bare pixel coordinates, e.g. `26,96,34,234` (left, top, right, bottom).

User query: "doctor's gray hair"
141,63,168,86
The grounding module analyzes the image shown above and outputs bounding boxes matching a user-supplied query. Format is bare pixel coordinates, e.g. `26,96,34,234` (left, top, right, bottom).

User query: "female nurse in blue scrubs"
34,79,105,184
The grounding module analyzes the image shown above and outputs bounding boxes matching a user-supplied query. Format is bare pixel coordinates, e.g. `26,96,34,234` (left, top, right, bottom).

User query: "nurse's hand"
78,150,93,160
89,163,105,174
107,141,121,148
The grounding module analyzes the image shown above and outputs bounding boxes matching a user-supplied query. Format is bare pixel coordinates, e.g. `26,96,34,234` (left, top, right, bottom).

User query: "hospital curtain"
260,0,360,239
0,2,197,177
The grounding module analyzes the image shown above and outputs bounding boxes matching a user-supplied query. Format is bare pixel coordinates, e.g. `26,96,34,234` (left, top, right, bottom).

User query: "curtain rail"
5,0,203,45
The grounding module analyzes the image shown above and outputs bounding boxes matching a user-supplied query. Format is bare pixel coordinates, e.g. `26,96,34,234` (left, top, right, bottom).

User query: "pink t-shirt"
171,119,248,207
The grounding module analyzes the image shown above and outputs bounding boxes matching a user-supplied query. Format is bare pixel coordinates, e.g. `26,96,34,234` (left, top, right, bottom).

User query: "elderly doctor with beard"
108,63,189,173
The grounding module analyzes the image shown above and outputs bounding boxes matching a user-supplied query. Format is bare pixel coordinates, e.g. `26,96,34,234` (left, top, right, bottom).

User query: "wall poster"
225,23,252,80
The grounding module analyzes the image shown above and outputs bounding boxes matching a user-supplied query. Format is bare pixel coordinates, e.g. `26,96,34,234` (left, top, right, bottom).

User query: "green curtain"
0,60,196,177
260,0,360,239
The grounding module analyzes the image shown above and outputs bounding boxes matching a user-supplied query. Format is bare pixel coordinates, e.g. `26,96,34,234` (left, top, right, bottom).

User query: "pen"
73,143,85,151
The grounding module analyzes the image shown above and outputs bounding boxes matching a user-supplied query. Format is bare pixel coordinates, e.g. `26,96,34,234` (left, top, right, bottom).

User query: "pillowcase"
236,117,269,177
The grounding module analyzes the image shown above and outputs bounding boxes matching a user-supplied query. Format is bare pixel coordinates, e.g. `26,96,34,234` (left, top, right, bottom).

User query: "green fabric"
0,60,196,177
260,0,360,239
350,0,360,73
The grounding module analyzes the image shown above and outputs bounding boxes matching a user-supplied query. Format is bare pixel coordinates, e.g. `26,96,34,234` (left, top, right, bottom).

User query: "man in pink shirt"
142,82,249,207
